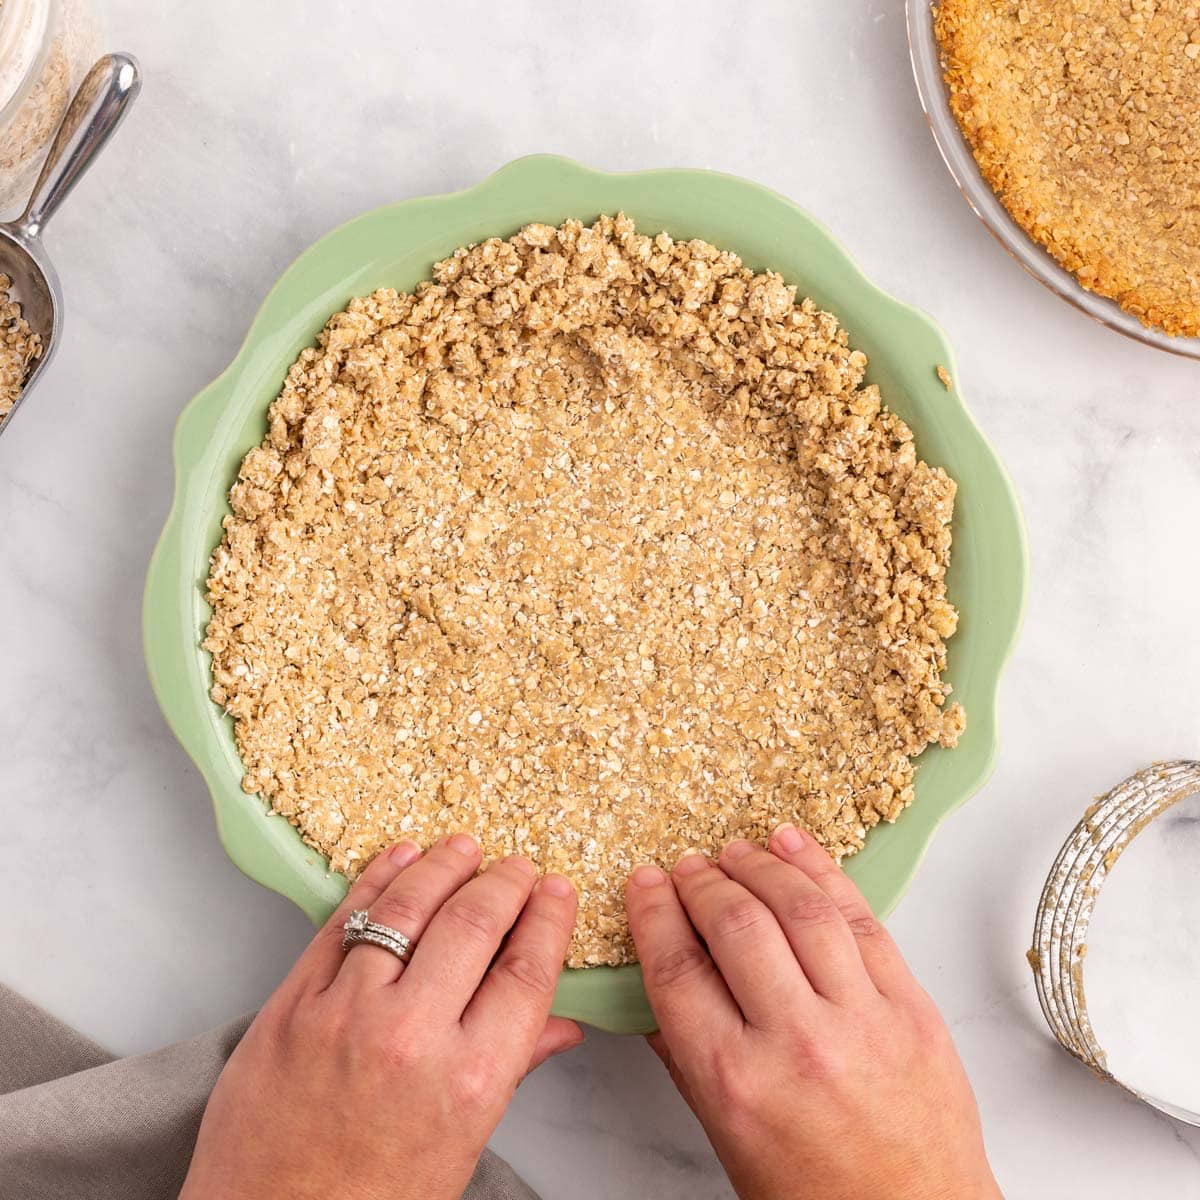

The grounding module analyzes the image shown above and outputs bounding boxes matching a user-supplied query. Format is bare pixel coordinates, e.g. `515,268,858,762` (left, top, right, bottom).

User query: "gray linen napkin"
0,983,539,1200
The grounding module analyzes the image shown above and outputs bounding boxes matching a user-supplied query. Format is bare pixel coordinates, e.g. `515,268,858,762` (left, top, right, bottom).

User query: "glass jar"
0,0,97,215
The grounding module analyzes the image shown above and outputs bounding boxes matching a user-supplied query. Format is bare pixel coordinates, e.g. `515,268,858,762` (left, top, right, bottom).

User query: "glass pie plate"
143,155,1028,1034
907,0,1200,361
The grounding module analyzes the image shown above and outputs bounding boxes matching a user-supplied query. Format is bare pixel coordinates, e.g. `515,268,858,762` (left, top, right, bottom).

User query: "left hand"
180,834,582,1200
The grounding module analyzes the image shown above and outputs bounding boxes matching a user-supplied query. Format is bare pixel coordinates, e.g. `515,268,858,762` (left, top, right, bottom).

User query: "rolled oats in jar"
0,0,97,214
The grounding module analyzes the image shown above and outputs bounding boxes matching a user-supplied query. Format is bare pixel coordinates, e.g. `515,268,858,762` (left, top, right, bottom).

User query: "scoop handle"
16,53,141,240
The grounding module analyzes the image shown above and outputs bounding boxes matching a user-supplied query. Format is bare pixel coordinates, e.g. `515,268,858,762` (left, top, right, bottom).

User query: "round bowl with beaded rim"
143,154,1028,1035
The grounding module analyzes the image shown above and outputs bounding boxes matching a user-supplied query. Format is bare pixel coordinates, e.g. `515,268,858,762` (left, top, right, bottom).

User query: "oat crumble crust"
0,274,42,419
936,0,1200,338
204,215,963,966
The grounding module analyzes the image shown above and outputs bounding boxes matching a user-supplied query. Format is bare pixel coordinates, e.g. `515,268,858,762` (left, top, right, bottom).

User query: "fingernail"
723,839,755,862
673,851,710,877
773,823,806,853
389,840,420,867
631,864,667,888
501,855,536,877
540,873,575,898
448,833,479,857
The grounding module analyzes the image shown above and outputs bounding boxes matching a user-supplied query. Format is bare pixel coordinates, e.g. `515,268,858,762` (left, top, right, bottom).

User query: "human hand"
181,835,581,1200
625,825,1001,1200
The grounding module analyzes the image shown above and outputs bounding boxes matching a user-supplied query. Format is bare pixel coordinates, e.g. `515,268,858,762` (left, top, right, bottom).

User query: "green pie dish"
143,155,1028,1035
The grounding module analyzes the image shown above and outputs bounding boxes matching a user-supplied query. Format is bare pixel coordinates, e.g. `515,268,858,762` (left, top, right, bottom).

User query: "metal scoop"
0,52,140,436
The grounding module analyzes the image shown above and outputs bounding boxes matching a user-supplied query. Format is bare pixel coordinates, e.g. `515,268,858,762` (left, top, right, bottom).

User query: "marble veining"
2,1,1199,1196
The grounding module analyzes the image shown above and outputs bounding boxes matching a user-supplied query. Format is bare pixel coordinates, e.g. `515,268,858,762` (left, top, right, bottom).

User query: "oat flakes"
0,273,41,418
204,215,963,966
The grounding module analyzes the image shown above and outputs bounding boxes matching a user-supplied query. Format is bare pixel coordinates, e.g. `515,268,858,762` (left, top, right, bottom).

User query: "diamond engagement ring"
342,909,414,962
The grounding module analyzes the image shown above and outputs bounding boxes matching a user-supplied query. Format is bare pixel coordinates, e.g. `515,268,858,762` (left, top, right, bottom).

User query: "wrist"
727,1159,1002,1200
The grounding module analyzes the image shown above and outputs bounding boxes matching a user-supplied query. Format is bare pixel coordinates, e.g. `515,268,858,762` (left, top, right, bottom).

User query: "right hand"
625,824,1002,1200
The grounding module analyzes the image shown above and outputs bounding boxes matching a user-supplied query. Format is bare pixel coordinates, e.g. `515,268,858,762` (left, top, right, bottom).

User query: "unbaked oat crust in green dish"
143,155,1028,1034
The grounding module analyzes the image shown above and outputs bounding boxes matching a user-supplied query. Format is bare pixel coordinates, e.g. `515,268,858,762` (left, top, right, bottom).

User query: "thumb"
526,1017,585,1074
646,1031,697,1109
646,1030,671,1067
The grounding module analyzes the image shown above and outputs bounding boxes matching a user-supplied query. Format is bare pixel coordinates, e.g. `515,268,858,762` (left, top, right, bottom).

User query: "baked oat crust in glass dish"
935,0,1200,339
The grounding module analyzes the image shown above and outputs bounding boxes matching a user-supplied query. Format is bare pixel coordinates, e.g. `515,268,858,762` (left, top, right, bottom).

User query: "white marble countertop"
3,1,1199,1196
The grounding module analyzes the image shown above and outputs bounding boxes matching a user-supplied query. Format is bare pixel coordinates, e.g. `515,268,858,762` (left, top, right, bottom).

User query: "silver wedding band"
342,908,413,963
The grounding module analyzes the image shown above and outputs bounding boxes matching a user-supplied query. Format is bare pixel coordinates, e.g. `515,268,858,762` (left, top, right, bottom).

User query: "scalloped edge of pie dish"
143,155,1029,1034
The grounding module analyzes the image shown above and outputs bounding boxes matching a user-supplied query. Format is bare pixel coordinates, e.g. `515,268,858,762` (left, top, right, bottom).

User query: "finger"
526,1016,585,1073
401,856,539,1018
767,823,915,998
334,833,483,991
646,1030,670,1068
463,872,577,1061
645,1031,697,1109
292,840,423,993
719,837,873,1002
670,853,806,1028
625,863,742,1049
